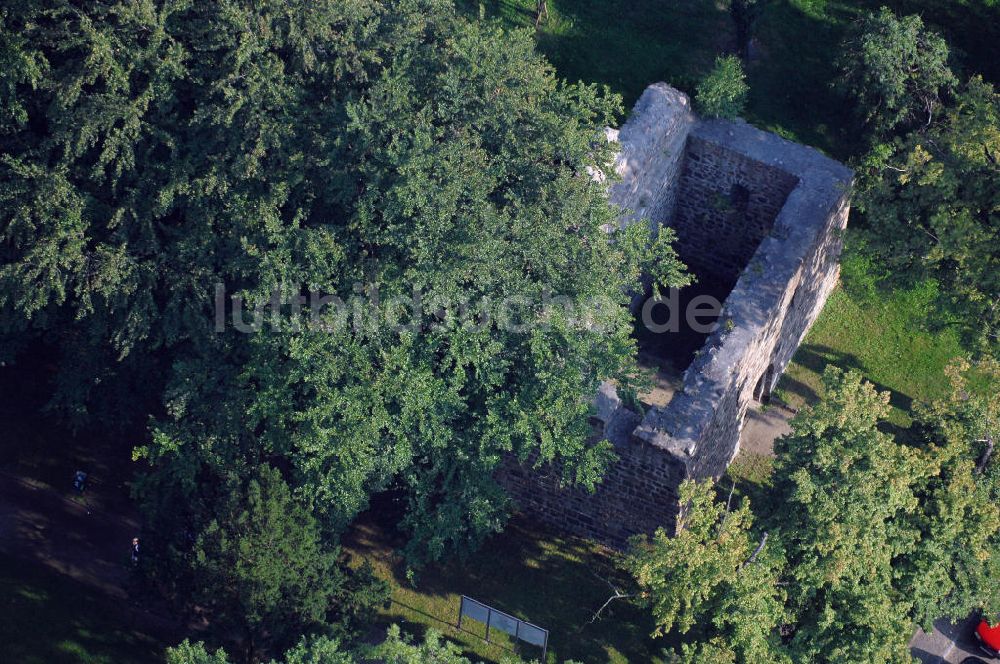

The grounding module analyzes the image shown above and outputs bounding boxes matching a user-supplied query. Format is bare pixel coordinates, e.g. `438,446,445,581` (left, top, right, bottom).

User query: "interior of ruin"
633,137,799,409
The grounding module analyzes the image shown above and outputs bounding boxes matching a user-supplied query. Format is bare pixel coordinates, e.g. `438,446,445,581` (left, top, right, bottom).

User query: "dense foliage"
167,625,578,664
623,366,1000,664
854,76,1000,350
0,0,692,656
623,481,786,664
694,56,748,120
835,8,1000,352
173,465,387,660
839,8,957,138
4,0,997,661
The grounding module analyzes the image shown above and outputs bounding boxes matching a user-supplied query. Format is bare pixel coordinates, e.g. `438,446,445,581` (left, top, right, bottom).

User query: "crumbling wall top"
606,83,696,229
612,85,854,470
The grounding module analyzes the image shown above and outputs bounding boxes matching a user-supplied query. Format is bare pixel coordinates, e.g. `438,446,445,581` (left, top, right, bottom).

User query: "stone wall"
672,136,800,284
495,383,685,548
606,83,695,231
496,435,684,548
635,181,851,482
498,84,853,547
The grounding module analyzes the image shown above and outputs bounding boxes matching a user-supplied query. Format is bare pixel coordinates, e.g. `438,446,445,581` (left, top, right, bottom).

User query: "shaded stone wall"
636,184,851,483
497,85,853,547
672,137,799,284
496,440,685,549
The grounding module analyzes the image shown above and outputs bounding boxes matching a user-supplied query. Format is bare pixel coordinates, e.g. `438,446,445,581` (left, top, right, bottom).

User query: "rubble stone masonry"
497,84,854,548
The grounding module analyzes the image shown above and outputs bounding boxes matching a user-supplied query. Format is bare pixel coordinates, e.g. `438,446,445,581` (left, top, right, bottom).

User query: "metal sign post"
458,595,549,661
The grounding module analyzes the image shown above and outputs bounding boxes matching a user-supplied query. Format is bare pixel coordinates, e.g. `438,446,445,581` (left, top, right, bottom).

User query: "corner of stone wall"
607,84,697,230
626,111,856,483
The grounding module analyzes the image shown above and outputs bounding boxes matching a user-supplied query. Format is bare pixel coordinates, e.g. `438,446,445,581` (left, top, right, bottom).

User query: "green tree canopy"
623,480,787,664
0,0,683,579
620,366,1000,663
854,76,1000,350
0,1,699,656
167,640,232,664
181,465,379,661
695,55,749,120
167,634,356,664
166,625,576,664
771,368,924,664
906,358,1000,626
839,7,957,137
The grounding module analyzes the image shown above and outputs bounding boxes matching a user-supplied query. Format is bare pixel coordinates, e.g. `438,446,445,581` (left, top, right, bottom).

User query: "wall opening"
753,364,775,403
729,183,750,216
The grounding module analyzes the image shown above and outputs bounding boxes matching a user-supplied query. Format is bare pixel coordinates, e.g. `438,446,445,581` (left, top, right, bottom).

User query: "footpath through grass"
0,553,166,664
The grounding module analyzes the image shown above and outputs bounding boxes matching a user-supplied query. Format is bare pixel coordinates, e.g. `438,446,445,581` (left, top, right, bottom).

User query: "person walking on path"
73,469,87,493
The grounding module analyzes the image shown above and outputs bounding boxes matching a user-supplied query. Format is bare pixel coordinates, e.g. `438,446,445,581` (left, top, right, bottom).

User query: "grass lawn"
779,281,970,429
0,553,166,664
344,514,670,664
459,0,728,112
4,4,996,664
462,0,1000,158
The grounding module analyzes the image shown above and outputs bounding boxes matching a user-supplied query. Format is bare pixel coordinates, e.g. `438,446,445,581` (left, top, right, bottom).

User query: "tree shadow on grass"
781,343,917,440
457,0,728,111
0,342,144,516
789,344,913,407
458,0,860,158
346,511,666,663
747,0,863,156
0,553,172,664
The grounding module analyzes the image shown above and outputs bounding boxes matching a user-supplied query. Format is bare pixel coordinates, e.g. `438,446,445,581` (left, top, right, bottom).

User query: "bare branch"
580,567,637,630
580,588,637,630
719,479,738,532
741,531,769,570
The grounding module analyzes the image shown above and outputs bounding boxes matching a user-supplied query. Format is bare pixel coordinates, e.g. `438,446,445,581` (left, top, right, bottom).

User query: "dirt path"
0,469,140,597
739,402,795,457
0,467,187,646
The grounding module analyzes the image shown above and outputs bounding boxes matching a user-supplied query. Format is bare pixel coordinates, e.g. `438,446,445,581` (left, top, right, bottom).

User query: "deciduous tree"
622,480,787,663
854,76,1000,350
695,56,749,120
771,368,924,664
839,8,957,137
905,358,1000,626
185,466,362,662
0,0,681,579
620,366,1000,663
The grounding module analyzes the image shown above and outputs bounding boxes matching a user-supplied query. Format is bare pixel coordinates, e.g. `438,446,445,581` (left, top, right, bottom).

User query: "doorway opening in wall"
753,364,776,403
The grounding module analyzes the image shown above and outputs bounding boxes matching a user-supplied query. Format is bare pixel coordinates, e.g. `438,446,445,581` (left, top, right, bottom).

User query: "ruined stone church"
499,83,854,547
